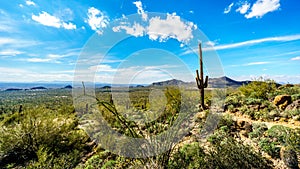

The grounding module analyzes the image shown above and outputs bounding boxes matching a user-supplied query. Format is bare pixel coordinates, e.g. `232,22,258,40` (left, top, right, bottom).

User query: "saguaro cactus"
195,43,208,110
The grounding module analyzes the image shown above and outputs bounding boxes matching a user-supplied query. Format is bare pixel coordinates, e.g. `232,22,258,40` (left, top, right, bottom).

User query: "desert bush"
239,78,276,100
266,125,291,143
286,128,300,153
249,123,268,139
258,137,281,158
0,106,89,168
225,94,243,109
284,109,300,119
273,86,300,98
207,130,272,169
291,94,300,101
258,125,292,158
168,142,207,169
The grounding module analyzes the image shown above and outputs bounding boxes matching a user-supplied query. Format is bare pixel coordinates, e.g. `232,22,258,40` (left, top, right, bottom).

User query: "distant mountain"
30,86,47,90
151,79,187,86
149,76,251,88
5,88,23,91
63,85,73,89
208,76,251,88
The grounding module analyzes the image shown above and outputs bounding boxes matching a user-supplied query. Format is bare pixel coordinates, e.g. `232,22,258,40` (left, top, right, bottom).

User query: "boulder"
280,146,299,169
273,95,292,110
285,99,300,111
236,119,252,131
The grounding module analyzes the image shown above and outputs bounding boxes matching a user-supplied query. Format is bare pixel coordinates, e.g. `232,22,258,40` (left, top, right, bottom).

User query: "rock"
269,110,279,119
279,84,294,89
279,118,288,122
273,95,292,110
280,146,299,169
292,115,300,121
285,99,300,111
244,121,252,132
236,119,245,128
274,117,281,121
240,130,249,137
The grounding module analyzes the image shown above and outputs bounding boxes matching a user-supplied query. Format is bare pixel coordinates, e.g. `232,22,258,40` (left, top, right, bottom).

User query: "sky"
0,0,300,84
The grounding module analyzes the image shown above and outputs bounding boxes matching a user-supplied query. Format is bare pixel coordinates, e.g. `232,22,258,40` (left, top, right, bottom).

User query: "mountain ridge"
150,76,251,88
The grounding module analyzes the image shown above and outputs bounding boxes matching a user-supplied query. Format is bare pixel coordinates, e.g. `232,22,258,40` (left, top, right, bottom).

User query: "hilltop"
150,76,251,88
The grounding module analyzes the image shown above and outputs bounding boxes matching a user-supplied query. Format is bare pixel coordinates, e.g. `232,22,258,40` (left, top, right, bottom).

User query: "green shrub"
291,93,300,101
168,142,207,169
239,79,276,100
249,123,268,139
266,125,291,143
258,138,280,158
207,130,272,169
257,125,292,158
0,106,89,168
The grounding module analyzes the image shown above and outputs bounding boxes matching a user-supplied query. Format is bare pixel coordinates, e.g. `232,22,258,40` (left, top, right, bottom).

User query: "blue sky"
0,0,299,84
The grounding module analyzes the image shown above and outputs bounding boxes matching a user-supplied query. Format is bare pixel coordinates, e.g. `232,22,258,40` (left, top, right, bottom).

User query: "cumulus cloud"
224,3,234,14
26,0,36,6
86,7,109,35
236,2,251,14
62,22,76,30
133,1,148,21
113,13,197,45
245,0,280,19
112,22,145,37
32,11,76,29
147,13,196,43
32,11,61,28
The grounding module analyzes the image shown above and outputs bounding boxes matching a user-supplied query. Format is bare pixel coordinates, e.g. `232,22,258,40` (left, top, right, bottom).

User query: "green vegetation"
0,80,299,168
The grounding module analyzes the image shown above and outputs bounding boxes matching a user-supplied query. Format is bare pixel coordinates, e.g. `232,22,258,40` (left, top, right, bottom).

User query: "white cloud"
133,1,148,21
245,0,280,19
0,50,23,56
291,56,300,61
147,13,196,43
204,34,300,51
86,7,109,35
32,12,60,28
244,61,270,66
26,58,53,63
26,0,36,6
205,41,216,47
112,13,196,45
112,22,145,37
0,37,39,48
0,38,18,46
22,50,78,63
62,22,76,30
181,34,300,56
89,64,116,72
32,11,76,30
0,67,73,82
231,75,300,84
236,2,250,14
224,3,234,14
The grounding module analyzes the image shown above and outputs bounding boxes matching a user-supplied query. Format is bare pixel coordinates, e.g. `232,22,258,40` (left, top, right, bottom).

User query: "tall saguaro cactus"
195,43,208,110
